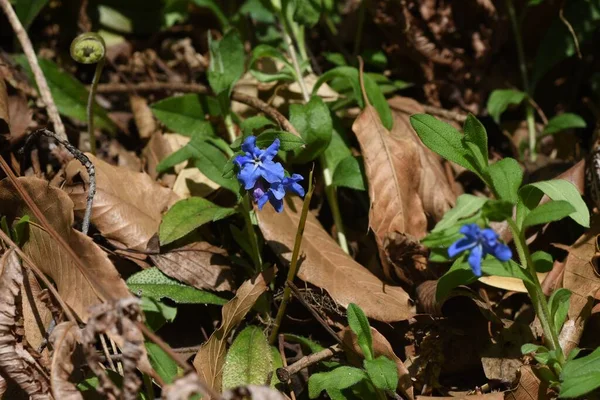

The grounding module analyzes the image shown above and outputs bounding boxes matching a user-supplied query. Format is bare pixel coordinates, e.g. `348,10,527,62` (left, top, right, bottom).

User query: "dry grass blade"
193,269,273,395
340,326,414,400
0,249,51,399
0,177,131,320
257,197,415,322
150,241,234,292
49,321,83,400
64,154,178,251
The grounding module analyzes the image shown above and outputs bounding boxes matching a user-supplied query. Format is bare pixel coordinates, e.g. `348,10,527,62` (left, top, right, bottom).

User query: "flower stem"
224,112,237,144
269,169,314,345
507,219,564,364
87,58,104,155
505,0,537,161
242,194,263,272
282,25,350,254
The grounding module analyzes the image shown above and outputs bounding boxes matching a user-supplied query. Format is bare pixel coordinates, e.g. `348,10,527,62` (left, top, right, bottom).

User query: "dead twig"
0,0,67,141
276,344,342,382
20,129,96,235
95,82,301,137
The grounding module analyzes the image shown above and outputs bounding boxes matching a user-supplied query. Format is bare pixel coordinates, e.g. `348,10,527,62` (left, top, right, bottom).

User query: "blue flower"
251,174,305,213
234,136,284,190
448,223,512,276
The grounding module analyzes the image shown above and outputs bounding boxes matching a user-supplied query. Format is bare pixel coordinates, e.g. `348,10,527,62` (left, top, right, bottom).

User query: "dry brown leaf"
49,321,83,400
142,132,176,181
222,385,288,400
172,168,220,199
7,92,32,144
340,326,413,400
21,267,53,351
256,197,415,322
64,154,178,251
130,94,157,139
0,177,131,320
0,78,9,137
193,269,273,394
561,217,600,319
150,241,234,292
505,366,551,400
0,249,51,399
352,96,455,280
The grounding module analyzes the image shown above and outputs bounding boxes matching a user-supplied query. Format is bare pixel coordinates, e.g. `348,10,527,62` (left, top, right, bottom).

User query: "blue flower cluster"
235,136,304,212
448,224,512,276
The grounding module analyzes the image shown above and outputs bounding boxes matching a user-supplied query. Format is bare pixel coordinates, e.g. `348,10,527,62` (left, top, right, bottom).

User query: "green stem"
269,169,314,345
505,0,537,161
224,112,237,143
242,195,263,272
87,58,104,155
282,27,349,253
353,0,366,58
507,219,564,364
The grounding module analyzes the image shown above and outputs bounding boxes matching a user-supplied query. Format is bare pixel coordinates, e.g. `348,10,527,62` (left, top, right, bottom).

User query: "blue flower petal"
448,237,477,258
260,139,280,162
492,243,512,261
468,244,483,276
238,163,261,190
259,161,285,183
269,181,286,200
459,223,481,239
283,174,305,197
234,154,253,168
256,193,269,210
241,136,258,155
270,196,284,213
480,229,498,247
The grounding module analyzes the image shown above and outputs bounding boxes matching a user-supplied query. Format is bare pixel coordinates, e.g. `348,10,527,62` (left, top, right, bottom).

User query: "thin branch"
21,129,96,235
95,82,301,137
276,344,342,382
559,4,582,59
0,0,67,141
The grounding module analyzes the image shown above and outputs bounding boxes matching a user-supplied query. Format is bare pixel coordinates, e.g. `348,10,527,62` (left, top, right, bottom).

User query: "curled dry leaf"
257,197,415,322
339,326,413,400
561,217,600,319
130,94,157,139
49,321,83,400
64,154,178,251
352,96,455,281
505,366,551,400
150,241,234,292
0,250,51,399
0,177,131,320
193,269,273,395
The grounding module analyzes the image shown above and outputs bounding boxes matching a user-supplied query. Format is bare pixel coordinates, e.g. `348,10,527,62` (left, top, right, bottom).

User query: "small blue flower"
251,174,305,213
448,223,512,276
282,174,305,197
235,136,284,190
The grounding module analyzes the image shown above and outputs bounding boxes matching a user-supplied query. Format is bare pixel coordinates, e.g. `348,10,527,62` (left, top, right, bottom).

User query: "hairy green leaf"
347,303,374,361
484,158,523,204
208,29,245,95
222,326,273,390
308,366,368,399
364,356,398,392
290,96,333,163
151,94,219,137
332,156,366,191
522,200,575,228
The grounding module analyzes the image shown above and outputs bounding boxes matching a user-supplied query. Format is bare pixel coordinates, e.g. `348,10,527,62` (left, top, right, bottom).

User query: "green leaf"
532,251,554,273
347,303,373,361
240,115,276,137
208,29,245,95
361,49,388,69
192,141,241,193
432,194,487,232
222,326,273,390
522,200,575,228
486,89,527,124
322,117,353,173
519,180,589,228
410,114,480,175
141,296,177,331
521,343,548,355
364,356,398,392
332,156,366,191
313,66,393,129
146,342,179,384
290,96,333,163
324,52,347,67
436,256,478,301
560,347,600,398
482,199,514,222
192,0,229,28
308,366,368,399
15,56,116,134
256,130,305,151
480,257,534,285
293,0,322,27
548,288,571,334
128,267,228,305
14,0,49,29
543,113,587,136
159,197,237,245
462,114,489,171
484,158,523,204
151,94,219,137
248,44,296,83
